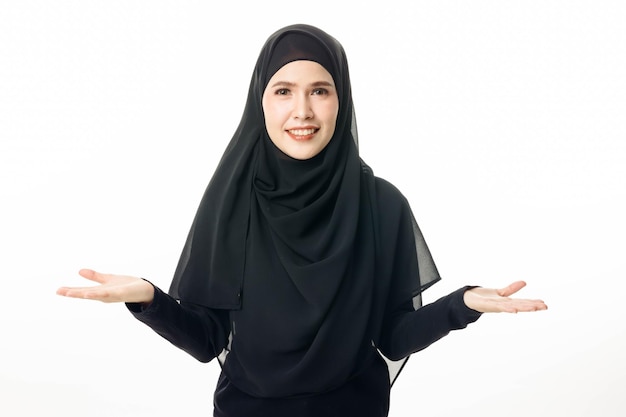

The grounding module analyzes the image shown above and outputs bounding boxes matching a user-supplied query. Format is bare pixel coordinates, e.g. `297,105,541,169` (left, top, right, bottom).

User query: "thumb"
497,280,527,297
78,269,108,284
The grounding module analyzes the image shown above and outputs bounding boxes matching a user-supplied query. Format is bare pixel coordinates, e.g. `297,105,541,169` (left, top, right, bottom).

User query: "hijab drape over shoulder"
169,24,441,390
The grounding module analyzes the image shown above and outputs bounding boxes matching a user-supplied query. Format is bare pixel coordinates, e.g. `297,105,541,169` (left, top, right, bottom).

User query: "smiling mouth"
287,128,318,140
288,128,317,136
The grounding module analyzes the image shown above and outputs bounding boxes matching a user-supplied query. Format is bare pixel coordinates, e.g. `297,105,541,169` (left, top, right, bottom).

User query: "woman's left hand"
463,281,548,313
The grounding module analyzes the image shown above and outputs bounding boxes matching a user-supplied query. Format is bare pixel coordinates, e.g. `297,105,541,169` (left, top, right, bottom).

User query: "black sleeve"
373,178,482,361
378,286,482,361
126,284,230,363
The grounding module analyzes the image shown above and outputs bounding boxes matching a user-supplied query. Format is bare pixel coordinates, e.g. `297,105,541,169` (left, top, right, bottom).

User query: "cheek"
325,101,340,129
262,100,285,129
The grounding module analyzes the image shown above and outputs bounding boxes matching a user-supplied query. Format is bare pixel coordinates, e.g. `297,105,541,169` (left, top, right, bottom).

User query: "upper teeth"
289,128,316,136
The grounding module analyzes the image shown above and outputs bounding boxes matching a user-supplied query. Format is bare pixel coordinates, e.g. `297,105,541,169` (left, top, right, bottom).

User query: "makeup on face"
262,60,339,160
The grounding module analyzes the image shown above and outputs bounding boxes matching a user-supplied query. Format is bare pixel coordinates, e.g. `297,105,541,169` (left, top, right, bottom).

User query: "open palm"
463,281,547,313
57,269,154,304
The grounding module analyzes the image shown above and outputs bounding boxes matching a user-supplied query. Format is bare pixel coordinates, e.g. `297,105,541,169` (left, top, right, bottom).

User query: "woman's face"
262,60,339,160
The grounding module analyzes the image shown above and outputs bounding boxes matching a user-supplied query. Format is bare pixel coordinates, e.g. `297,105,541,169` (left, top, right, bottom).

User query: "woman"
57,24,547,416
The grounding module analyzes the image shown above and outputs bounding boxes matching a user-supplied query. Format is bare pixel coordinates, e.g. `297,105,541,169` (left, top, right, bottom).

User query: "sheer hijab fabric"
169,24,441,394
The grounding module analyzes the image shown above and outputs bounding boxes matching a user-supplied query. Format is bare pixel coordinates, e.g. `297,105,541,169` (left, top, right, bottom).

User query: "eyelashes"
312,88,329,95
273,88,330,96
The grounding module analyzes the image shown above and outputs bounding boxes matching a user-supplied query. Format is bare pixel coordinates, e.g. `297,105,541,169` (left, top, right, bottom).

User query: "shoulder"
373,176,410,209
369,176,415,231
360,161,408,206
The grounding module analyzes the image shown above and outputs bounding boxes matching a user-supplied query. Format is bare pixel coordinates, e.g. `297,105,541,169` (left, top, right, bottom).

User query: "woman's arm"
378,286,482,361
127,285,229,363
378,282,547,361
57,269,230,363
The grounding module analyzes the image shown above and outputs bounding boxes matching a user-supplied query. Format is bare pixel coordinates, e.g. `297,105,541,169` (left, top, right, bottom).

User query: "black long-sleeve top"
127,178,482,416
128,284,479,365
128,284,480,416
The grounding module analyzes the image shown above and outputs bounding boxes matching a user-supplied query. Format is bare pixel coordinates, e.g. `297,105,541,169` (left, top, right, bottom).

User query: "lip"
285,126,319,141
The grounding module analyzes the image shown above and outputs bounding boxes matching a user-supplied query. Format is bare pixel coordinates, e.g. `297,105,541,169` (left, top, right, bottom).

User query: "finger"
57,286,112,302
56,287,71,296
57,286,95,298
502,299,548,313
497,280,526,297
78,269,108,284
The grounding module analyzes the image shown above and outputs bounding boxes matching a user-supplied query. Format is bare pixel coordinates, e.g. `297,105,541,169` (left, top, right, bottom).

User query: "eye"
275,88,290,95
311,88,329,95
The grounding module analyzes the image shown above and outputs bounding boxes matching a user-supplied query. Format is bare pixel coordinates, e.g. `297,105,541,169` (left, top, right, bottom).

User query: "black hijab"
169,24,440,390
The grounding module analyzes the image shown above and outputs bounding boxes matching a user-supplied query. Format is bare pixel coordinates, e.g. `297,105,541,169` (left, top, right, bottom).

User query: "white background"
1,1,625,416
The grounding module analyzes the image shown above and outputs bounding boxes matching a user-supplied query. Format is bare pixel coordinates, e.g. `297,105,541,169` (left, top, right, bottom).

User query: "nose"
293,94,313,120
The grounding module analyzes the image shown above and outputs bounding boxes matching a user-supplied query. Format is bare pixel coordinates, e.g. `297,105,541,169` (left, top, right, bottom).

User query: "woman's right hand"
57,269,155,305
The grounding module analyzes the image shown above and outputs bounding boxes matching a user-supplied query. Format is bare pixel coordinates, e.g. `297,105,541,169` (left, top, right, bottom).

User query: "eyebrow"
269,80,335,88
